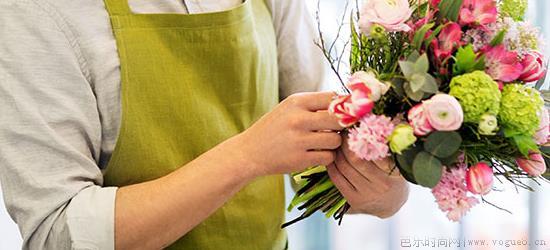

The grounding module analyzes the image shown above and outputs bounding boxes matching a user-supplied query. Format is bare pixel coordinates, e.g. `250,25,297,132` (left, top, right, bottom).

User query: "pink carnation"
432,158,479,221
348,115,395,161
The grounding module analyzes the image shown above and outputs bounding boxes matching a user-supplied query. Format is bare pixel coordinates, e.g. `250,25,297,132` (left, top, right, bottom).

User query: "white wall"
0,187,22,249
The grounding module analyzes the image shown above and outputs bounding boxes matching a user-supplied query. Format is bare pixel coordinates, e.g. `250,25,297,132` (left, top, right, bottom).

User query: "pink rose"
359,0,413,34
466,162,494,195
349,71,390,102
408,104,434,136
423,94,464,131
329,85,375,127
519,52,547,83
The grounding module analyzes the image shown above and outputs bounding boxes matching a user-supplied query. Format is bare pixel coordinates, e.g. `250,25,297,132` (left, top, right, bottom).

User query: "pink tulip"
431,22,463,61
459,0,498,26
359,0,413,34
516,153,547,176
329,85,375,127
484,45,524,82
466,162,494,195
519,52,547,83
423,94,464,131
348,71,390,102
408,104,434,136
534,108,549,145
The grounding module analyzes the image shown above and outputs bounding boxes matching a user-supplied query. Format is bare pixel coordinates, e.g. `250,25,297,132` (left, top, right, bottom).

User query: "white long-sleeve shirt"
0,0,326,249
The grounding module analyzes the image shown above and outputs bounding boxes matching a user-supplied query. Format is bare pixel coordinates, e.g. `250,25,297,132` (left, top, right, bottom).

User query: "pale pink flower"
465,162,494,195
534,108,549,145
423,94,464,131
349,71,390,102
519,52,546,83
516,153,547,176
408,104,434,136
432,161,479,222
359,0,413,34
348,115,395,161
484,45,524,82
459,0,497,26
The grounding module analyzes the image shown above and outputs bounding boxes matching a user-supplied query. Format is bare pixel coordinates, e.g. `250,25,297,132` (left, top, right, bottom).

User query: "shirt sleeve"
0,1,116,249
267,0,330,98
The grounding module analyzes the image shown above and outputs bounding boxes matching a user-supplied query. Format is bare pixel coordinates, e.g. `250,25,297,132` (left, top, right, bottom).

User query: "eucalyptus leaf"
413,152,444,188
404,82,424,101
399,61,416,78
415,54,430,73
410,74,426,92
420,75,438,93
424,131,462,158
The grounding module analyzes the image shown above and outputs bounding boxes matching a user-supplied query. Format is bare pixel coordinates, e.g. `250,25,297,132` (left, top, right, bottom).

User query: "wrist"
217,133,263,182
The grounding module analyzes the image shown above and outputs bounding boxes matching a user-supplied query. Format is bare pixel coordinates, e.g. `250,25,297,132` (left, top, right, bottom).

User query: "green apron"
101,0,286,249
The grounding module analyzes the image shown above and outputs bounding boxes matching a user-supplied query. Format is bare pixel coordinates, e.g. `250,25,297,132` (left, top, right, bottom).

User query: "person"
0,0,409,249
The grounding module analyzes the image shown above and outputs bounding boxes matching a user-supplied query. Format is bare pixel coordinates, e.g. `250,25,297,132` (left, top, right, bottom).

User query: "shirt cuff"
65,186,118,250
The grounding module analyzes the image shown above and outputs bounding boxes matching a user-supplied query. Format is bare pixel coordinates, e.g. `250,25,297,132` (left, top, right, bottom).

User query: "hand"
235,92,343,177
327,137,409,218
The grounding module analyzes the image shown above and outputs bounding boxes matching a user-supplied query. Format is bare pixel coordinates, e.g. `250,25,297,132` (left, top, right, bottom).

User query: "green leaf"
490,30,506,47
399,61,416,78
535,62,548,90
453,45,486,76
404,82,425,101
438,0,464,22
424,131,462,158
350,16,361,70
391,78,406,97
410,74,426,92
396,147,421,184
413,152,444,188
421,74,438,93
511,135,539,156
413,23,435,50
440,151,461,166
424,24,444,48
415,54,430,73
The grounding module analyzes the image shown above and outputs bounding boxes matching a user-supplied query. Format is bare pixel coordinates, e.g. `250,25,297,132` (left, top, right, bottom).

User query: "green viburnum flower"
500,0,527,21
499,84,544,136
449,71,501,123
388,124,417,155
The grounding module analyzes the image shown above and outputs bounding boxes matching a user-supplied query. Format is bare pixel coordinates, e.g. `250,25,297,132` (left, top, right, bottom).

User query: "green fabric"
101,0,286,249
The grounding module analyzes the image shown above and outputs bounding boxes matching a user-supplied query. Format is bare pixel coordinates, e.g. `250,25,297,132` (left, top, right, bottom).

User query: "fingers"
304,151,336,167
334,150,372,192
327,163,357,198
288,92,337,111
307,111,343,131
304,132,342,150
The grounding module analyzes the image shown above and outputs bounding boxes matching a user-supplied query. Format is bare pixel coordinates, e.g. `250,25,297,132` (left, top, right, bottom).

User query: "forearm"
114,135,255,250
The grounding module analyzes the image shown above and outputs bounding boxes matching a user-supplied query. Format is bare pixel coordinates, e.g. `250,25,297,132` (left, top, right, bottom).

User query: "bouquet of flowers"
284,0,550,228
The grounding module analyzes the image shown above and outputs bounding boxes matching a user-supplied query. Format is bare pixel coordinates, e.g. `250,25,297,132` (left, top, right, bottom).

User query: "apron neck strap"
104,0,132,16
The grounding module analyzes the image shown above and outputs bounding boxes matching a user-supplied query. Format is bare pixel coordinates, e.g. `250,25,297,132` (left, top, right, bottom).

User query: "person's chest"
129,0,243,14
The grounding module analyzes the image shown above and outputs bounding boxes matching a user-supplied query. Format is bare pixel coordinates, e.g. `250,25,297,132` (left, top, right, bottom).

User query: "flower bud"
466,162,494,195
516,153,547,176
388,124,417,154
478,113,498,135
